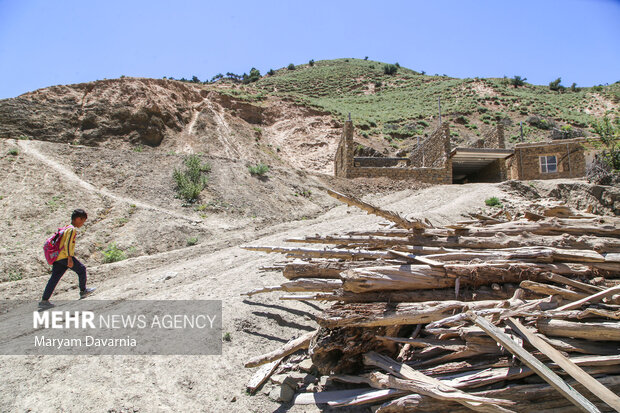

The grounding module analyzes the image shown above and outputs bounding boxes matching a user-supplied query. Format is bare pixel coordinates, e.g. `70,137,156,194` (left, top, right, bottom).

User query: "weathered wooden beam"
377,375,620,413
279,284,519,303
245,330,316,368
553,285,620,312
317,297,539,329
519,280,588,300
292,388,407,406
363,352,515,412
469,312,600,413
241,245,394,260
243,278,342,296
508,317,620,412
246,359,281,394
543,272,604,294
327,189,427,230
537,319,620,341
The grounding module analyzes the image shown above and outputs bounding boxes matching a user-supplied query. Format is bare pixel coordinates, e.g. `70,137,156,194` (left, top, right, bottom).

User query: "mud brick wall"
345,163,453,184
409,123,451,168
334,120,355,177
472,124,505,149
510,139,586,180
354,157,410,167
334,120,452,183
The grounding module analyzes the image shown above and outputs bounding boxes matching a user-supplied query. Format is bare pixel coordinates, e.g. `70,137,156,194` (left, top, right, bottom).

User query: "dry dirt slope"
0,175,524,413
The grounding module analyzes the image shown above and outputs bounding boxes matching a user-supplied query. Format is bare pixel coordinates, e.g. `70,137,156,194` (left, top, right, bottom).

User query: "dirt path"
17,140,202,224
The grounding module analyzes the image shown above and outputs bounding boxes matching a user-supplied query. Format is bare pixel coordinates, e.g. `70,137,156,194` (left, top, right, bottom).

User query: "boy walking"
39,209,95,308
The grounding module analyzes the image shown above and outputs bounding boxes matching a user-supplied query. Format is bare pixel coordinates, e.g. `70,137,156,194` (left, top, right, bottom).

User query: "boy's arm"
66,228,75,267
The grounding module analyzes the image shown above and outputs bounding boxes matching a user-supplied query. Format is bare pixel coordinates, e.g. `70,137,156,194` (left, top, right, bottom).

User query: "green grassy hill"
220,58,619,153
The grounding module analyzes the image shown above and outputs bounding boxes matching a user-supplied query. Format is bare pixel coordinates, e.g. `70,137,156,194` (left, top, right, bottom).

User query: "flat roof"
450,147,514,177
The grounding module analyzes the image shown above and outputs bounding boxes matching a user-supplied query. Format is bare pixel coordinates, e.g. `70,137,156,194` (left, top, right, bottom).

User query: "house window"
540,155,557,173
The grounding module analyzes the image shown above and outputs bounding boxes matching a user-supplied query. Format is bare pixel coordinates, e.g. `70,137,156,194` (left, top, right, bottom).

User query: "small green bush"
248,163,270,176
173,155,211,202
7,270,22,282
187,237,198,246
384,64,398,75
7,148,18,156
510,75,526,88
102,243,127,263
485,197,502,207
309,59,315,67
287,63,296,71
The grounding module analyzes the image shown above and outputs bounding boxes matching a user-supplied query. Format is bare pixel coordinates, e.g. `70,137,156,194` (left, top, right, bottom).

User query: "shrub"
7,148,18,156
384,64,398,75
173,155,211,203
187,237,198,246
287,63,296,71
590,115,620,172
7,270,22,282
510,75,526,88
309,59,315,67
242,67,261,84
102,243,126,263
267,69,275,76
248,163,269,176
549,77,564,91
485,197,502,207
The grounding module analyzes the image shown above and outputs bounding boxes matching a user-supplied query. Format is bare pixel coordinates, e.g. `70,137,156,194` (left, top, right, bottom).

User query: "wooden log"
543,272,604,294
377,375,620,413
241,245,394,261
280,284,520,303
452,219,620,238
292,388,407,406
341,265,451,293
520,280,588,300
407,234,620,253
286,234,410,248
246,359,281,394
243,278,342,296
441,366,534,390
508,317,620,412
327,189,427,230
363,352,515,412
245,330,315,368
553,285,620,312
540,335,620,355
468,312,600,413
317,297,533,329
282,260,374,280
537,319,620,341
341,262,563,294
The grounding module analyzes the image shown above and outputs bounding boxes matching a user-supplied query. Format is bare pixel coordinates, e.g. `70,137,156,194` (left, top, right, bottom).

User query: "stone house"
506,138,587,180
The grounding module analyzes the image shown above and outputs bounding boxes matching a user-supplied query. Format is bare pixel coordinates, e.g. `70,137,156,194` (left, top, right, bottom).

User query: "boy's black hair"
71,209,88,221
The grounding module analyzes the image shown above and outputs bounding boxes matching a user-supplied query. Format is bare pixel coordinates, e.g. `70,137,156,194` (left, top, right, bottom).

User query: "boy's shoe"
79,287,96,299
38,300,55,309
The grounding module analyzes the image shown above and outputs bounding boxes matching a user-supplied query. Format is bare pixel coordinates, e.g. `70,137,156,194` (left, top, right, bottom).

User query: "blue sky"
0,0,618,99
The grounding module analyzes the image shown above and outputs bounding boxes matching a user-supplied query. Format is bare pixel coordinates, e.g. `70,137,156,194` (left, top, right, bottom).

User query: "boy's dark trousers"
42,258,87,300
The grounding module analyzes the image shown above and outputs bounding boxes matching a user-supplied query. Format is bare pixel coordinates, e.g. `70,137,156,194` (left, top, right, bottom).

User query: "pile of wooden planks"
243,190,620,412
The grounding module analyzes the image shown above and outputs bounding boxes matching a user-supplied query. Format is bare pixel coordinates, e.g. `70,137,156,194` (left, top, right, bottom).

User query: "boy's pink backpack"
43,225,73,265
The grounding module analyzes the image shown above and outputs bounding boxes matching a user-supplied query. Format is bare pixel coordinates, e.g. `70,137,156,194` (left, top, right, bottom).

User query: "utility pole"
438,97,442,125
